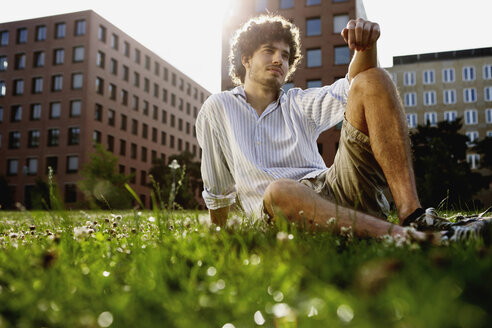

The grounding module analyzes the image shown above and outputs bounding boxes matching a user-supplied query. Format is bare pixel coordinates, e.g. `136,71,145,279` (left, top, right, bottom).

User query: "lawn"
0,209,491,328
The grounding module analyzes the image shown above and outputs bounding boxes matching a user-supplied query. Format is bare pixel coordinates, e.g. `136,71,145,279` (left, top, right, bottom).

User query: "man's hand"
341,18,380,52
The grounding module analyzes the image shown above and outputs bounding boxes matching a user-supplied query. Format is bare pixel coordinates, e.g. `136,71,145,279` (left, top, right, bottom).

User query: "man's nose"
272,51,282,64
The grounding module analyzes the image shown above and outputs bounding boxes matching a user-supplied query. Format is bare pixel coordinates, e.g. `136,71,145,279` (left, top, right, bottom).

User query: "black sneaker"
402,208,454,231
442,216,492,244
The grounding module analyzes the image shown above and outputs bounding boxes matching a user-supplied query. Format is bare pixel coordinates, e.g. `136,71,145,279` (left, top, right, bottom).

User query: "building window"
75,20,86,36
0,81,6,96
14,79,24,95
306,0,321,5
486,108,492,124
162,110,167,124
172,73,176,86
404,92,417,107
72,73,83,89
0,31,8,46
96,77,104,95
35,25,47,41
145,55,150,70
73,46,84,62
122,65,129,81
306,48,322,67
47,128,60,146
153,105,158,120
140,170,147,186
423,91,436,106
444,111,457,122
46,156,58,174
256,0,267,11
161,131,166,145
121,89,128,105
97,51,105,68
333,14,349,34
178,138,183,151
110,58,117,75
423,70,435,84
0,55,7,71
403,72,416,86
98,25,106,42
66,156,79,173
26,157,38,175
17,28,27,44
485,87,492,102
93,130,101,144
170,114,175,127
134,48,141,64
55,23,66,39
69,100,81,117
95,104,103,121
307,80,322,88
464,109,478,125
462,66,475,81
68,127,80,145
7,159,19,176
170,135,175,148
54,48,64,65
442,68,455,83
10,105,22,122
464,88,476,103
120,114,127,130
282,82,294,92
30,104,42,120
467,154,480,170
466,131,479,147
443,89,456,104
484,65,492,80
144,78,150,92
32,77,43,94
124,41,130,57
50,102,61,119
142,123,148,139
132,95,139,111
107,135,114,152
0,106,3,122
406,113,417,128
131,143,137,159
152,127,158,142
119,139,126,156
334,46,350,65
141,147,147,162
108,109,115,126
52,75,63,91
109,84,116,100
8,131,21,149
15,53,26,69
111,34,119,50
280,0,294,9
306,17,321,36
131,119,138,135
424,112,437,126
34,51,45,67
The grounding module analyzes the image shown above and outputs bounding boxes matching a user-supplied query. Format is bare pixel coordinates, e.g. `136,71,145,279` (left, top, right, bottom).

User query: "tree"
0,176,15,209
78,144,133,209
410,118,487,209
475,136,492,170
148,151,202,209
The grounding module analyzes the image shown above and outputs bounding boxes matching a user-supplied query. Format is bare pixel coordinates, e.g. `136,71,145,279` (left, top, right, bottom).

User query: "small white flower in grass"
288,234,294,240
254,310,266,325
327,217,336,226
273,290,284,302
276,231,288,241
137,211,142,216
308,305,318,317
207,266,217,276
250,254,261,265
97,311,113,327
102,271,110,277
222,324,235,328
148,216,156,223
272,303,293,318
337,304,354,323
298,210,304,216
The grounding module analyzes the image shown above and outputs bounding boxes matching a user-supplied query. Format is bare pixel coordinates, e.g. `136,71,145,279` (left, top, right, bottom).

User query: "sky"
1,0,491,93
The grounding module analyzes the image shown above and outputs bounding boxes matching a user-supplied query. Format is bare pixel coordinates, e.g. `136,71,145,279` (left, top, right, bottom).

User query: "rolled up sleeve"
196,105,236,210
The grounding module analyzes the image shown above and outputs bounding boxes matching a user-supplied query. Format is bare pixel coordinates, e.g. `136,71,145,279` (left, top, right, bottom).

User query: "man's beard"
248,69,284,90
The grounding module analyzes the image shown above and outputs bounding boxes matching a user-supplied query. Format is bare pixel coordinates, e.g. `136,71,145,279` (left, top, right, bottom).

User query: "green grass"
1,209,491,328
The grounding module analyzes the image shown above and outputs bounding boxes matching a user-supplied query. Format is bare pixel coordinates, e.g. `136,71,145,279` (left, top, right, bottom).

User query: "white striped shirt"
196,77,350,218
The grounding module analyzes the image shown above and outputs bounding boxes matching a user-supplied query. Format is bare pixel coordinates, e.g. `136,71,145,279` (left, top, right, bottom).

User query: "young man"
196,15,490,242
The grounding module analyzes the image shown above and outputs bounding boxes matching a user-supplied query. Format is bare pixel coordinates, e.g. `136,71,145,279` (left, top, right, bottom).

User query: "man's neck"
243,82,280,117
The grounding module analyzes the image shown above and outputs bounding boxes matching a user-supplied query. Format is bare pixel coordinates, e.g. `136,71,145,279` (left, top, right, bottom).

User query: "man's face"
242,41,290,90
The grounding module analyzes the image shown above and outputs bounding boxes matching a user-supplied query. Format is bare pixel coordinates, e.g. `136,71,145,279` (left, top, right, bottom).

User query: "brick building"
221,0,367,165
0,10,210,208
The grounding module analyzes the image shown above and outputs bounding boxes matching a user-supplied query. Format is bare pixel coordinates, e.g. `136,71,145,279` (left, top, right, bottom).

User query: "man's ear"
241,55,251,70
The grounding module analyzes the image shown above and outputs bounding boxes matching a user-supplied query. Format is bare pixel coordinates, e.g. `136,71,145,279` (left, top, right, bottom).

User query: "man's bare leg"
345,67,420,224
263,179,428,241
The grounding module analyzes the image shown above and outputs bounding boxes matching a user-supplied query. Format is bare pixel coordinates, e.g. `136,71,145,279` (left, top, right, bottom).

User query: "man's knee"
263,179,300,215
350,67,394,97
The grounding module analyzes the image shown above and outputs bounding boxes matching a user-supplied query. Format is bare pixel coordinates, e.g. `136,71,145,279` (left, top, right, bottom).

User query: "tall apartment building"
385,47,492,170
221,0,367,165
0,10,210,209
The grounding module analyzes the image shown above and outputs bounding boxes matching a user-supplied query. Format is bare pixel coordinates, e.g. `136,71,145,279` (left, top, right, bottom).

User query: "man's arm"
210,206,230,227
341,18,380,82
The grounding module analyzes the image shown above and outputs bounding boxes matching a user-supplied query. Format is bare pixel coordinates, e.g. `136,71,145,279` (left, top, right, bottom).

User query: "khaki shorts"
301,119,390,218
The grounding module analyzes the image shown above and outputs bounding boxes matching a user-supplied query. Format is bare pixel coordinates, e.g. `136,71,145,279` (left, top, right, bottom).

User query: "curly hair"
228,14,302,86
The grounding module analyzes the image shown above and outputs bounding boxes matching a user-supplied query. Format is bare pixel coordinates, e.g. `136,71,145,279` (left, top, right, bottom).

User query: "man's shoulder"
201,90,236,113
